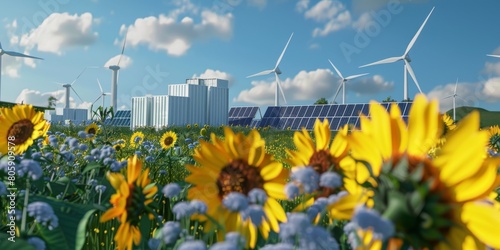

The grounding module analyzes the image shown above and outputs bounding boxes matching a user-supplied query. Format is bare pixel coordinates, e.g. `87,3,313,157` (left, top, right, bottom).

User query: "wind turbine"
247,32,294,106
328,59,368,104
487,54,500,58
108,31,128,110
0,42,43,101
360,7,435,101
443,79,460,121
54,67,90,109
91,78,111,108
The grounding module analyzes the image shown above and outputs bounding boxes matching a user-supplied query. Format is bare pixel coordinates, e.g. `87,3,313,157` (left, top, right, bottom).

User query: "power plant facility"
130,78,229,129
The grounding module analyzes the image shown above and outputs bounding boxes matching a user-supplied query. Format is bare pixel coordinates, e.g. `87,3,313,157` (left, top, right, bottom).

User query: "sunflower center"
163,137,174,146
87,128,96,134
7,119,34,145
309,150,335,174
217,159,264,198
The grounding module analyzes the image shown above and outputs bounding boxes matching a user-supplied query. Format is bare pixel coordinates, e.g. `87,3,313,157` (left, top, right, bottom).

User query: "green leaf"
75,209,97,250
30,196,95,250
82,163,103,174
0,233,34,250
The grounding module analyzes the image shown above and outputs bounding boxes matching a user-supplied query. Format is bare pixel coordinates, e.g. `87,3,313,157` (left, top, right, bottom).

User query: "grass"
447,106,500,128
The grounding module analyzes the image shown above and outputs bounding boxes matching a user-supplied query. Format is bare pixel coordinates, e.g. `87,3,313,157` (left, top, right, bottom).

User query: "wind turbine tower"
360,7,435,100
108,32,127,110
0,42,43,101
328,59,368,104
247,33,294,106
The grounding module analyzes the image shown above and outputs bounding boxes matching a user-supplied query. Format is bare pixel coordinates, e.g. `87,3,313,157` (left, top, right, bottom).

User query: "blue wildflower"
162,183,181,198
222,192,249,212
284,183,300,199
172,201,195,220
27,201,59,229
185,138,192,144
188,143,195,149
148,239,161,249
160,221,181,244
189,200,207,214
87,179,98,187
290,166,319,194
0,182,7,196
248,188,268,204
351,206,394,240
145,155,154,162
240,204,266,226
32,152,42,160
79,144,88,151
44,152,53,161
178,240,207,250
18,159,43,180
260,243,295,250
77,131,88,139
319,171,343,189
27,237,46,250
95,185,107,193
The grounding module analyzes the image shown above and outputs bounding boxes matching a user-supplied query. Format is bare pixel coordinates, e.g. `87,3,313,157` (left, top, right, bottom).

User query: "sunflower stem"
21,178,30,232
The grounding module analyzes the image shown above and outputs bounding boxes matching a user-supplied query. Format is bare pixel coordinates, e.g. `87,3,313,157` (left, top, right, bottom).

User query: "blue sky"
1,0,500,113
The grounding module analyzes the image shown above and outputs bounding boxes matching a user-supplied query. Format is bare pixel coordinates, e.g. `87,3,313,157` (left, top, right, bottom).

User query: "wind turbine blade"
404,7,435,55
405,61,423,93
275,73,287,104
247,69,274,78
454,78,458,95
4,51,43,60
345,73,369,80
104,92,111,96
487,54,500,58
70,67,89,85
92,96,101,105
359,56,401,68
70,86,84,103
328,59,344,79
117,31,128,66
275,32,294,69
53,81,65,86
333,82,342,103
97,78,103,93
442,95,452,100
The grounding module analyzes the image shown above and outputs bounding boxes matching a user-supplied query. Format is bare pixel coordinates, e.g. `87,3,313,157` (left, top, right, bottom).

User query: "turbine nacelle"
404,54,412,63
275,67,282,75
109,65,120,71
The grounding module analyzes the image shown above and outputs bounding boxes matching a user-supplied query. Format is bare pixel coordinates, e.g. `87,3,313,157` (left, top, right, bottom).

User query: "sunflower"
185,127,288,248
286,119,371,219
85,123,99,139
129,131,145,148
159,131,177,150
442,113,456,132
348,94,500,249
0,104,50,155
486,125,500,153
113,141,126,151
100,155,158,250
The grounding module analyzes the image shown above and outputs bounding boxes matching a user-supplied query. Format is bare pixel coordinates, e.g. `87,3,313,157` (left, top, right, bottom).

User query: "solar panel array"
104,110,131,127
228,107,259,126
255,102,412,131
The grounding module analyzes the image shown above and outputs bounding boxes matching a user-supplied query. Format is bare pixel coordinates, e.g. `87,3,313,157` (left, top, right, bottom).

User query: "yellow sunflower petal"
461,202,500,248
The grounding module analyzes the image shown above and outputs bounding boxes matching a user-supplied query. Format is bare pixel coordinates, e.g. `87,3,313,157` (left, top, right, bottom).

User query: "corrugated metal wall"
131,97,151,129
207,86,228,126
167,96,188,127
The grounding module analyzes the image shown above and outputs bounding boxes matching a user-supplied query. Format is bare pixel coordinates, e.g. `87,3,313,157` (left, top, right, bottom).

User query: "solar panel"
255,101,413,131
228,106,260,126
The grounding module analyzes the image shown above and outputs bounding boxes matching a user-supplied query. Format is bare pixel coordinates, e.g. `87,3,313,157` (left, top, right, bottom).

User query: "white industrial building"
131,78,228,129
44,108,89,125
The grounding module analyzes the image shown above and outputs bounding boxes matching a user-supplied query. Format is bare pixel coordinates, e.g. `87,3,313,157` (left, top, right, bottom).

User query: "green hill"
447,106,500,128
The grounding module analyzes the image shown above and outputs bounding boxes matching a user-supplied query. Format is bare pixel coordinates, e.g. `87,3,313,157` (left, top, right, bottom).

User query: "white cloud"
17,12,98,55
482,77,500,100
15,88,91,109
104,54,133,68
248,0,267,9
234,68,391,105
123,10,233,57
427,82,484,112
483,61,500,76
192,69,235,87
351,12,373,31
296,0,310,12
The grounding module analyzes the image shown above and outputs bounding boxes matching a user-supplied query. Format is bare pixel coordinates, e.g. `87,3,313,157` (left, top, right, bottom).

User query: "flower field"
1,94,500,250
